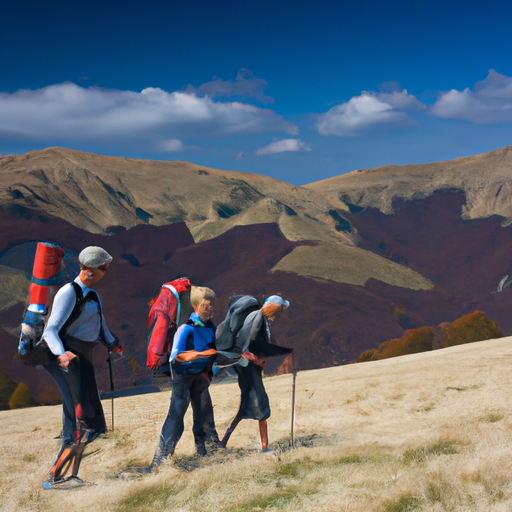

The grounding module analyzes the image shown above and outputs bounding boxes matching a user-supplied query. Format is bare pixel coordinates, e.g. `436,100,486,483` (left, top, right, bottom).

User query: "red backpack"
146,277,191,370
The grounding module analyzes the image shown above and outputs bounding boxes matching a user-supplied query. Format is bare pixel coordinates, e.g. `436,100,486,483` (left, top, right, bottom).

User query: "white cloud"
255,138,311,156
316,89,424,136
0,82,297,150
430,70,512,123
159,139,185,152
185,68,274,104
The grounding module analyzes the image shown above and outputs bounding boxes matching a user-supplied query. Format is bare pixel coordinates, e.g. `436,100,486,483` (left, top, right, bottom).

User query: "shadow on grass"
173,434,319,473
110,433,323,478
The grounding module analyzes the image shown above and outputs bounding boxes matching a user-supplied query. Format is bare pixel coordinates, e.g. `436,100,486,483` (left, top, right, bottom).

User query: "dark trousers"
234,361,270,421
44,338,106,444
157,370,211,454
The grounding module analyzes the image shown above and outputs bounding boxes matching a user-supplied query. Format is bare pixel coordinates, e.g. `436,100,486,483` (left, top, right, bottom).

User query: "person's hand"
241,351,266,367
202,348,217,357
57,351,77,369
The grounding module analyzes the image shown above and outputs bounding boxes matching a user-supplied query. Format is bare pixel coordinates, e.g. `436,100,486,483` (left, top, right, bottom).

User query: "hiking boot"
205,432,221,451
150,443,175,469
88,428,108,442
196,442,207,457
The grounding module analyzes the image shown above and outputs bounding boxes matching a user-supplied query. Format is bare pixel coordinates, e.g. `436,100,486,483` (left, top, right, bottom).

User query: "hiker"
150,286,217,467
146,279,220,447
42,246,119,480
218,295,292,451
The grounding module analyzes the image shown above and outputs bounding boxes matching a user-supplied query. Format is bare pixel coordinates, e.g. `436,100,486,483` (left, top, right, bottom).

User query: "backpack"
215,295,260,355
146,277,191,370
18,242,65,365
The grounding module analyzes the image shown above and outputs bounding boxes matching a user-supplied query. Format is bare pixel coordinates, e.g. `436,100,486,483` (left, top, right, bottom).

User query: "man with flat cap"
42,246,119,482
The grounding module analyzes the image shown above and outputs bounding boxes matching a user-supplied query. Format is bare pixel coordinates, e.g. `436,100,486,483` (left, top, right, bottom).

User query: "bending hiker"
42,246,120,482
150,286,217,467
217,295,292,452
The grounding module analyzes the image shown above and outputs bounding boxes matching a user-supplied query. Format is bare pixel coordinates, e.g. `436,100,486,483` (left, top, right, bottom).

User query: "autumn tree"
9,382,34,409
0,370,17,410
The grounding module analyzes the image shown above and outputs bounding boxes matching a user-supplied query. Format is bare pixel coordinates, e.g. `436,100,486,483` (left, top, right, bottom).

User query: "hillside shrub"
9,382,34,409
380,327,434,359
0,370,17,410
356,349,377,363
442,310,503,347
356,310,503,363
356,327,434,362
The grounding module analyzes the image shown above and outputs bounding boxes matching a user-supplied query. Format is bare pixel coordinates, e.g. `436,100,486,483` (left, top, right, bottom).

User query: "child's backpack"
18,242,65,365
146,277,191,370
215,295,260,356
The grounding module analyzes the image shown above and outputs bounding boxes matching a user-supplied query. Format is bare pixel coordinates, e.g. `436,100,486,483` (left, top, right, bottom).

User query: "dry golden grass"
270,243,433,290
3,336,512,511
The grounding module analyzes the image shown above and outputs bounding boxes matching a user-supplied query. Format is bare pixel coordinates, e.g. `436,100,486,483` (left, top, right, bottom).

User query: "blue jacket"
170,312,216,374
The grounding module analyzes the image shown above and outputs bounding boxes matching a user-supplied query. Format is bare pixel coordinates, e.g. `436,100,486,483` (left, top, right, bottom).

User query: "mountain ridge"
0,147,354,245
306,144,512,224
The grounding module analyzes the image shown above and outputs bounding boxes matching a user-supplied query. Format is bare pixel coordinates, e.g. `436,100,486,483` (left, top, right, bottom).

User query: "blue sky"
1,0,512,185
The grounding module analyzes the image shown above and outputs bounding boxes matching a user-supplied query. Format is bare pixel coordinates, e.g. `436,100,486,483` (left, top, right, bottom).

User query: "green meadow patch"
382,493,422,512
115,482,185,512
231,488,301,512
480,412,504,423
402,440,459,464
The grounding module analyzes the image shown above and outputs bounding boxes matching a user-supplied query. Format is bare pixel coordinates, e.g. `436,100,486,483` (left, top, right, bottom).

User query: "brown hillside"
0,147,353,244
2,147,512,405
306,145,512,224
0,206,484,403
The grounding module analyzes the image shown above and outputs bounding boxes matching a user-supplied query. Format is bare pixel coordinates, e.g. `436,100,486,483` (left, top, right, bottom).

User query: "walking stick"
107,352,115,432
290,351,297,448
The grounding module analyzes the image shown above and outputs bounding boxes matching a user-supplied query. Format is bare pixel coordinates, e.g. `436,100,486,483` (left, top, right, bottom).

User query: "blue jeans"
157,370,211,454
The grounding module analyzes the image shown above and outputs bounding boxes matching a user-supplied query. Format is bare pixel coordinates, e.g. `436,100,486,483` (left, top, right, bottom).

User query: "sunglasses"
97,264,109,272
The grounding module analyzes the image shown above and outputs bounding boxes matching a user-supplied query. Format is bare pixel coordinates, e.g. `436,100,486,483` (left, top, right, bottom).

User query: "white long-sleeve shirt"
43,277,115,356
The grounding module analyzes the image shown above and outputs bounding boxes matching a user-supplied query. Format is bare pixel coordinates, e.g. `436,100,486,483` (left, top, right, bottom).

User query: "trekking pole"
107,352,115,432
290,351,297,449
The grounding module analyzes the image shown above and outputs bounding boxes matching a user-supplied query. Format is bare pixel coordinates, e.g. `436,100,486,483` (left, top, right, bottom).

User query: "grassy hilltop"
2,335,512,511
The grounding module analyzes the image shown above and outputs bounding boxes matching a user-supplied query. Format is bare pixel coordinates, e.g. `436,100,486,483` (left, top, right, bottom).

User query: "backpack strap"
162,284,181,326
58,282,83,340
58,282,108,345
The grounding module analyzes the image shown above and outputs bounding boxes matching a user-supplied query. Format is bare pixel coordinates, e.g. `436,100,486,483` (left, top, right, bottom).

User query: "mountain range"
1,145,511,400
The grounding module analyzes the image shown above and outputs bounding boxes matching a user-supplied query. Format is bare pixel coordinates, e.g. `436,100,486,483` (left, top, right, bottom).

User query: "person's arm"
42,284,76,356
98,295,115,345
175,348,216,362
171,324,216,363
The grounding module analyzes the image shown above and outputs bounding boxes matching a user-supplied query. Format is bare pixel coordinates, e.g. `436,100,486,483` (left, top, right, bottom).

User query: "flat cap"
78,246,113,268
